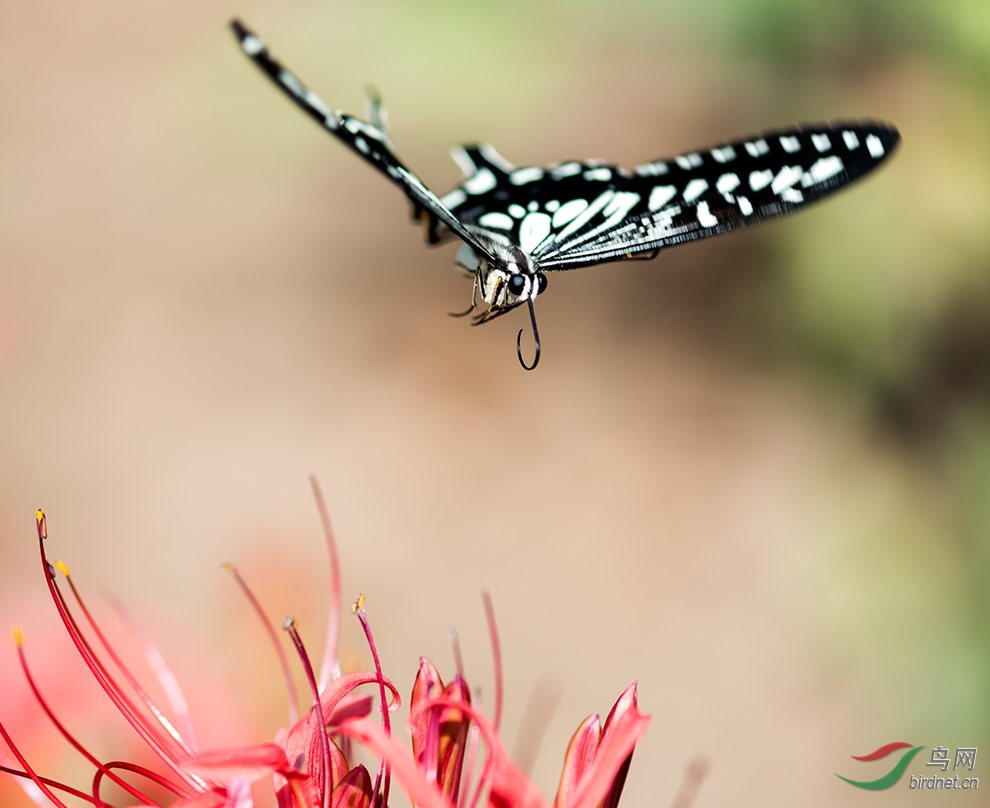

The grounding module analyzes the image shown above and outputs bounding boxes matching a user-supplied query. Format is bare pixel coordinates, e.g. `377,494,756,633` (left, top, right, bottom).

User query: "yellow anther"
12,626,23,647
351,593,366,613
55,561,71,576
36,510,47,539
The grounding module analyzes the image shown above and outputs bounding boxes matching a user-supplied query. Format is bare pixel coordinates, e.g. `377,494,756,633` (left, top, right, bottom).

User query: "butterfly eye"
536,274,548,295
508,274,527,296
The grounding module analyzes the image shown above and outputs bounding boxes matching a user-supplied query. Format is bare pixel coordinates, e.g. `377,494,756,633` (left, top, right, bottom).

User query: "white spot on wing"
802,155,844,186
779,136,801,153
242,36,264,55
771,166,803,194
811,133,831,152
683,178,709,202
676,153,703,170
510,167,544,185
355,137,369,154
477,212,513,230
745,139,769,157
866,134,884,158
737,195,753,216
441,189,467,208
635,161,669,177
450,146,476,177
479,144,515,172
780,188,804,203
712,146,737,163
508,204,526,219
279,71,306,100
545,200,560,212
716,173,740,199
648,185,677,211
697,201,719,228
519,213,552,253
552,199,588,227
842,130,860,150
553,191,615,242
551,162,582,178
464,168,497,195
749,169,773,191
584,167,612,181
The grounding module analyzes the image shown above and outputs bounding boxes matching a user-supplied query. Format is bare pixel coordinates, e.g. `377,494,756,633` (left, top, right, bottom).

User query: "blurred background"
1,1,988,805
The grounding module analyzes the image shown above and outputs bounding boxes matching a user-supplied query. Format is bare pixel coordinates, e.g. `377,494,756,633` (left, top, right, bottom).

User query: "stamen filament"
108,595,199,751
224,564,300,723
310,476,342,692
0,763,107,807
36,520,196,794
0,714,71,808
64,574,193,756
448,627,465,680
481,591,503,733
283,616,333,808
15,633,157,805
353,597,391,808
456,724,481,808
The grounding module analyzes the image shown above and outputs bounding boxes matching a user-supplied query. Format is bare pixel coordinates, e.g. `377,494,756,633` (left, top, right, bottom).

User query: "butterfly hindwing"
444,123,899,270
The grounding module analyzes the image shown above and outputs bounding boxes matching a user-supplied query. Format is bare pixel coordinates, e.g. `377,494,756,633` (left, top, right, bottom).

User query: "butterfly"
231,20,899,369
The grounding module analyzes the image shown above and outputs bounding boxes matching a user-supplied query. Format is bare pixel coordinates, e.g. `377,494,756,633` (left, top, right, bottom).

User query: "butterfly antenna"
516,297,541,370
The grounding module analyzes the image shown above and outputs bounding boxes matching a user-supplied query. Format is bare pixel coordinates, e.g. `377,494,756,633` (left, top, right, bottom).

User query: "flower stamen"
352,595,391,808
283,615,333,808
481,591,503,734
310,476,342,692
14,627,159,806
225,564,300,723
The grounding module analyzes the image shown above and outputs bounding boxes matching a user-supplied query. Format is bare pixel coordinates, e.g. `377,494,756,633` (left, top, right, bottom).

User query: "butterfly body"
231,20,899,369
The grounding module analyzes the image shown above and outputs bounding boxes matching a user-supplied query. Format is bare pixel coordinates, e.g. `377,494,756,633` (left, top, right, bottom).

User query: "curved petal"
170,792,228,808
553,715,600,808
338,718,451,808
566,692,649,808
331,764,373,808
182,743,290,784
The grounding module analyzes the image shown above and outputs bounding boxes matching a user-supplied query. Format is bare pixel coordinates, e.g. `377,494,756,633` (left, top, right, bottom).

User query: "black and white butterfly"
231,20,899,369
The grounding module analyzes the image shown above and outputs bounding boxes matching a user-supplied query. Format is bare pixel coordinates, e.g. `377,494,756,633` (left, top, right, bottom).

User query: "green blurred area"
699,0,990,742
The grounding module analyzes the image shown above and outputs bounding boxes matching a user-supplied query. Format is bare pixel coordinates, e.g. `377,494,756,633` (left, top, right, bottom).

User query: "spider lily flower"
1,507,653,808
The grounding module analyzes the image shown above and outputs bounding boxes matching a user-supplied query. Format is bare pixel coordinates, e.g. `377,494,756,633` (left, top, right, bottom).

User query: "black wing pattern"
230,20,499,266
443,124,899,270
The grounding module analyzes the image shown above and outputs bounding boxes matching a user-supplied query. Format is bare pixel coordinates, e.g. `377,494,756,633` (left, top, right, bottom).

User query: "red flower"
1,504,653,808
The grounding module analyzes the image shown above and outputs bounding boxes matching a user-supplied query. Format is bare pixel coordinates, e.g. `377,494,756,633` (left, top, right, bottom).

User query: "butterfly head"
455,243,548,316
451,243,546,369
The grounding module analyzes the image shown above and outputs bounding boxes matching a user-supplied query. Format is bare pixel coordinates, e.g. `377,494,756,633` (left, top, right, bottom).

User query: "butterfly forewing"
445,123,899,270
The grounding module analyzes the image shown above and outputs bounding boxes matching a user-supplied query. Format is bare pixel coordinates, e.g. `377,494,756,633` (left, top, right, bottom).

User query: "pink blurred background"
1,2,988,806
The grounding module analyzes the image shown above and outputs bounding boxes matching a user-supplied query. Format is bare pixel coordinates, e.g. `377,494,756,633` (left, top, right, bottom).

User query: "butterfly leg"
449,270,481,318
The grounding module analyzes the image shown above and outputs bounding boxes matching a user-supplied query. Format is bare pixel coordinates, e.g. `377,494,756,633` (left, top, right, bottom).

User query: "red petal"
553,715,601,808
338,718,452,808
331,764,373,808
182,743,291,784
410,658,444,760
169,792,228,808
600,683,638,741
327,694,373,728
566,692,649,808
436,677,471,801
